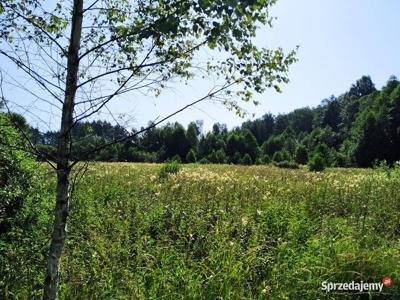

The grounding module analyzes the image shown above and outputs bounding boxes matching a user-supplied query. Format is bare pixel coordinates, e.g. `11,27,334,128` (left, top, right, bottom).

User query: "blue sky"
2,0,400,132
125,0,400,132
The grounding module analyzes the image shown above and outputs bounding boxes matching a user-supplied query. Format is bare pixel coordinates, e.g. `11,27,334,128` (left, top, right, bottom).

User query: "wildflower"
262,286,270,296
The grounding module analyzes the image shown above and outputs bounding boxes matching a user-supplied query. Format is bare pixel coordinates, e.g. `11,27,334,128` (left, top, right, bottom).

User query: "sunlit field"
2,163,400,299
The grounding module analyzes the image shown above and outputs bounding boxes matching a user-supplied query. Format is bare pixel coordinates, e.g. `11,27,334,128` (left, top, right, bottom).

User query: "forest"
20,75,400,169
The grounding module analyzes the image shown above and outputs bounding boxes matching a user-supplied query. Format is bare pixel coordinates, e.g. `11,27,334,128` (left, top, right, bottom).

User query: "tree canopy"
22,75,400,168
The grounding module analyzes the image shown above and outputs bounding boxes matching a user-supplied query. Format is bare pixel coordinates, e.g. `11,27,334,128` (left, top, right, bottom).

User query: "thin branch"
0,50,64,103
0,68,62,112
72,44,157,124
83,0,102,13
78,1,186,61
77,42,205,89
0,78,57,169
5,4,68,57
75,66,158,105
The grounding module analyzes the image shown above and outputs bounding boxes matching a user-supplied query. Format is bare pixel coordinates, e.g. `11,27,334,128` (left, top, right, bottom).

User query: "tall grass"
1,163,400,299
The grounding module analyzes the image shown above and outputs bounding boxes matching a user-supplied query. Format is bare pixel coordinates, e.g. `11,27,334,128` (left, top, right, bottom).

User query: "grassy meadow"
2,163,400,299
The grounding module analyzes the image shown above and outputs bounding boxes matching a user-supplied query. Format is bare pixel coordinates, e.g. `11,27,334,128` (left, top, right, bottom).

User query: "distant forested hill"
5,75,400,167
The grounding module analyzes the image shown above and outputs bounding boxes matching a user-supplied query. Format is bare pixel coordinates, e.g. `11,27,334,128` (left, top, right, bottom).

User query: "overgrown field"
1,163,400,299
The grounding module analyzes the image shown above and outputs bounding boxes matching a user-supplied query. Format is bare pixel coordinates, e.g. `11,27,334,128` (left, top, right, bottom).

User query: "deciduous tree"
0,1,296,298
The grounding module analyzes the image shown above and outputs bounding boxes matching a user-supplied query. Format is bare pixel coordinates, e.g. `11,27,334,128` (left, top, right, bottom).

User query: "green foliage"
19,75,400,168
350,80,400,167
158,161,181,179
186,149,197,163
218,149,229,164
262,154,271,164
0,114,37,234
243,130,259,161
1,0,297,115
334,151,349,167
272,150,291,162
129,148,158,163
312,143,334,167
294,144,309,165
283,136,297,155
262,135,284,155
308,153,326,172
186,122,200,150
274,160,299,169
0,115,52,298
234,152,244,164
170,154,182,163
240,153,253,165
199,157,210,164
255,157,263,165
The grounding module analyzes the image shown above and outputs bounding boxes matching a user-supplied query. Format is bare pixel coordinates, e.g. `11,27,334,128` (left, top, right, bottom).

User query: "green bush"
208,149,227,164
215,149,228,164
335,151,349,167
0,114,52,299
199,157,210,164
308,153,326,172
294,144,308,165
186,149,197,163
272,150,291,162
240,153,253,165
158,160,181,178
128,148,158,162
229,151,242,164
170,154,182,163
0,114,37,234
262,154,271,164
255,157,263,165
312,143,333,166
274,160,300,169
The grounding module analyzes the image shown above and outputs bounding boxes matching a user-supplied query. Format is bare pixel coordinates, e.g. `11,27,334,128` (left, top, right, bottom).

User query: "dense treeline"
4,75,400,168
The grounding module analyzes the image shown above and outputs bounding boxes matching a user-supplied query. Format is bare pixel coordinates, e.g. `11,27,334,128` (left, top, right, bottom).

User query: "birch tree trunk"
43,1,83,299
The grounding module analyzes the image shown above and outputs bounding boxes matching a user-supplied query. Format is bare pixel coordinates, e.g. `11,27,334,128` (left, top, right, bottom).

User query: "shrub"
372,159,389,169
312,143,333,166
0,115,50,298
215,149,227,164
334,152,349,167
308,153,326,172
272,150,291,162
0,114,37,234
240,153,253,165
262,135,284,155
208,149,227,164
198,158,210,164
128,148,158,162
274,160,299,169
255,157,263,165
272,151,283,162
229,151,242,164
170,154,182,163
294,145,308,165
262,154,271,164
186,149,197,163
158,161,181,178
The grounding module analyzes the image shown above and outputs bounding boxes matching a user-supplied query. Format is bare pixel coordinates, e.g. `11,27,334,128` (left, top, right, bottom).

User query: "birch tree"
0,0,296,298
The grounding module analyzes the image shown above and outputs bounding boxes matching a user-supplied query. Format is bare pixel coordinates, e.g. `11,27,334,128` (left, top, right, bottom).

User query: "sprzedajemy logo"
321,277,393,293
